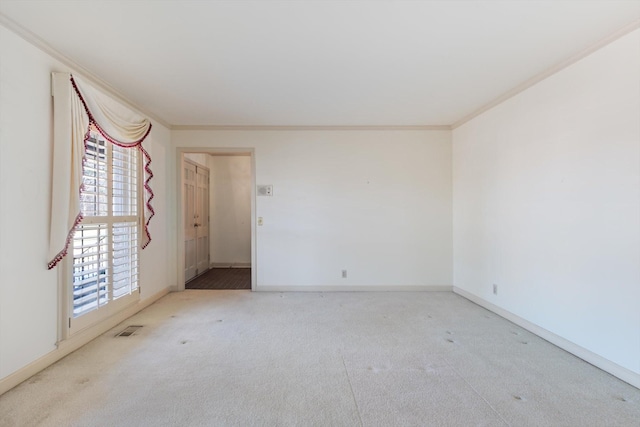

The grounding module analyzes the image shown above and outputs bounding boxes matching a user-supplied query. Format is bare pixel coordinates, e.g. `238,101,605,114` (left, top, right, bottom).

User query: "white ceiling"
1,1,639,127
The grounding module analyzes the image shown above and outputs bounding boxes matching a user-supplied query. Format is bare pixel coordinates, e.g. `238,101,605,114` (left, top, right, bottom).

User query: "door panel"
195,166,210,274
184,159,210,282
184,161,197,282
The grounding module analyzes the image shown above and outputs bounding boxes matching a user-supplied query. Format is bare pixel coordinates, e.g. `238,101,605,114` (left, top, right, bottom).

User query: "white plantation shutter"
113,145,138,216
81,135,109,216
111,144,139,301
70,135,140,323
72,224,109,316
112,223,138,298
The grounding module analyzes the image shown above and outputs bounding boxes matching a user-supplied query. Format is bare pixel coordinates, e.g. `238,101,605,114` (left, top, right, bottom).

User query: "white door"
184,159,210,282
195,166,210,274
184,161,197,282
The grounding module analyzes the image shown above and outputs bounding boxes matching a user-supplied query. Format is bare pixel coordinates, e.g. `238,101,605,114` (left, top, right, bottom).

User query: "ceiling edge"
171,125,452,131
451,18,640,130
4,11,637,132
0,13,172,129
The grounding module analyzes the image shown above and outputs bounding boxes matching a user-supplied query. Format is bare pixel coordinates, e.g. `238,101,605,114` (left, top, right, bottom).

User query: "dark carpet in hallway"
186,268,251,290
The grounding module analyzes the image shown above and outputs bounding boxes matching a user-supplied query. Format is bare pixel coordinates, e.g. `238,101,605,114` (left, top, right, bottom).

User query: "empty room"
0,1,639,426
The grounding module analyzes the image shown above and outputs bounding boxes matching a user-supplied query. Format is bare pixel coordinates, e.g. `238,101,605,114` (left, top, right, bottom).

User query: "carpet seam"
443,358,512,427
341,355,364,427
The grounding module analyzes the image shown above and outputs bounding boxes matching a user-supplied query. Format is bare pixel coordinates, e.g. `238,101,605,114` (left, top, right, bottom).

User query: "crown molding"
171,124,452,131
0,13,172,129
452,19,640,130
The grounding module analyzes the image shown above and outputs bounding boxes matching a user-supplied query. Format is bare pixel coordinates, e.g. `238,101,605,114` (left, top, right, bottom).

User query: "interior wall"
183,152,208,167
0,25,175,382
139,124,175,300
452,29,640,378
208,155,252,266
172,130,453,289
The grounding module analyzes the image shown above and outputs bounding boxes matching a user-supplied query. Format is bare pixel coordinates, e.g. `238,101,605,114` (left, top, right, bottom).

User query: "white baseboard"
210,262,251,268
257,285,452,292
453,286,640,390
0,287,170,396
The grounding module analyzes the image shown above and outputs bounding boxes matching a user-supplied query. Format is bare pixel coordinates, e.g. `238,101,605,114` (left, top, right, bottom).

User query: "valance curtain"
48,73,154,269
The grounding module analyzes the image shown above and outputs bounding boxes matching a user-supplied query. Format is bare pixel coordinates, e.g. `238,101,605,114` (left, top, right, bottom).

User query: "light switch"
258,217,263,226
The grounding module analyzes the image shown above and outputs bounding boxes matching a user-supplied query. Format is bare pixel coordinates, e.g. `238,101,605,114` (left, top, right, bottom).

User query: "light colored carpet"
1,291,639,426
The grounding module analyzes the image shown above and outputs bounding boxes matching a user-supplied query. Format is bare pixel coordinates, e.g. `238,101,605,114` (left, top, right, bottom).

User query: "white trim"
210,262,251,268
0,288,170,396
176,148,257,292
452,19,640,129
171,125,451,131
453,287,640,390
257,285,452,292
0,13,170,129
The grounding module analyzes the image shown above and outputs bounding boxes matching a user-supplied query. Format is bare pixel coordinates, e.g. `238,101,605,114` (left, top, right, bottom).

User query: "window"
50,73,153,337
69,131,140,333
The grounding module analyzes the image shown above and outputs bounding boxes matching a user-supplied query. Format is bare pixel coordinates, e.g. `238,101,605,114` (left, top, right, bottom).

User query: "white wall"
452,29,640,380
139,123,175,301
0,25,175,383
173,130,452,289
208,155,252,266
183,152,208,167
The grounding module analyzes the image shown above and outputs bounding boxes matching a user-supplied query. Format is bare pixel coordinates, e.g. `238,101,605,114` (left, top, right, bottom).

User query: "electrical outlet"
493,284,498,295
342,270,347,278
257,185,273,196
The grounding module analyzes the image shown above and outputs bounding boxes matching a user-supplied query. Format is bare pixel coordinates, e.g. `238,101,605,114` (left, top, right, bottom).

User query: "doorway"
178,150,256,291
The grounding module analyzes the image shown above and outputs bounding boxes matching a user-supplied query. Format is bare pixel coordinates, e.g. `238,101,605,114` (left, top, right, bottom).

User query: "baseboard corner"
452,286,640,389
0,287,170,396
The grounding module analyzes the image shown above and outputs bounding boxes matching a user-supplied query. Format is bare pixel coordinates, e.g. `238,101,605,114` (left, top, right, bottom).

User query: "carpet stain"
446,331,453,335
446,338,455,343
520,341,529,345
76,378,90,385
513,395,526,401
510,331,520,335
180,340,188,345
28,374,44,384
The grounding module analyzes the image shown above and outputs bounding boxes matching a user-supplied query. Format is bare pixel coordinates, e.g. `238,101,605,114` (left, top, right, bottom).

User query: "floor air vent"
115,325,143,337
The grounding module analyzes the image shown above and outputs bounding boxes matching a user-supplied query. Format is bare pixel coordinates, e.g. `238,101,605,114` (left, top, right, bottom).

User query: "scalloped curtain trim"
47,74,154,269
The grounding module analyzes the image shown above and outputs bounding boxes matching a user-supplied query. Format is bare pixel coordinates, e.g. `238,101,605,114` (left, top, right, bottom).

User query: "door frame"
176,148,256,291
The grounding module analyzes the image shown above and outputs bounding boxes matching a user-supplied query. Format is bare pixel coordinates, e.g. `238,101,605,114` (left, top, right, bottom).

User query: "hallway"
186,268,251,290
